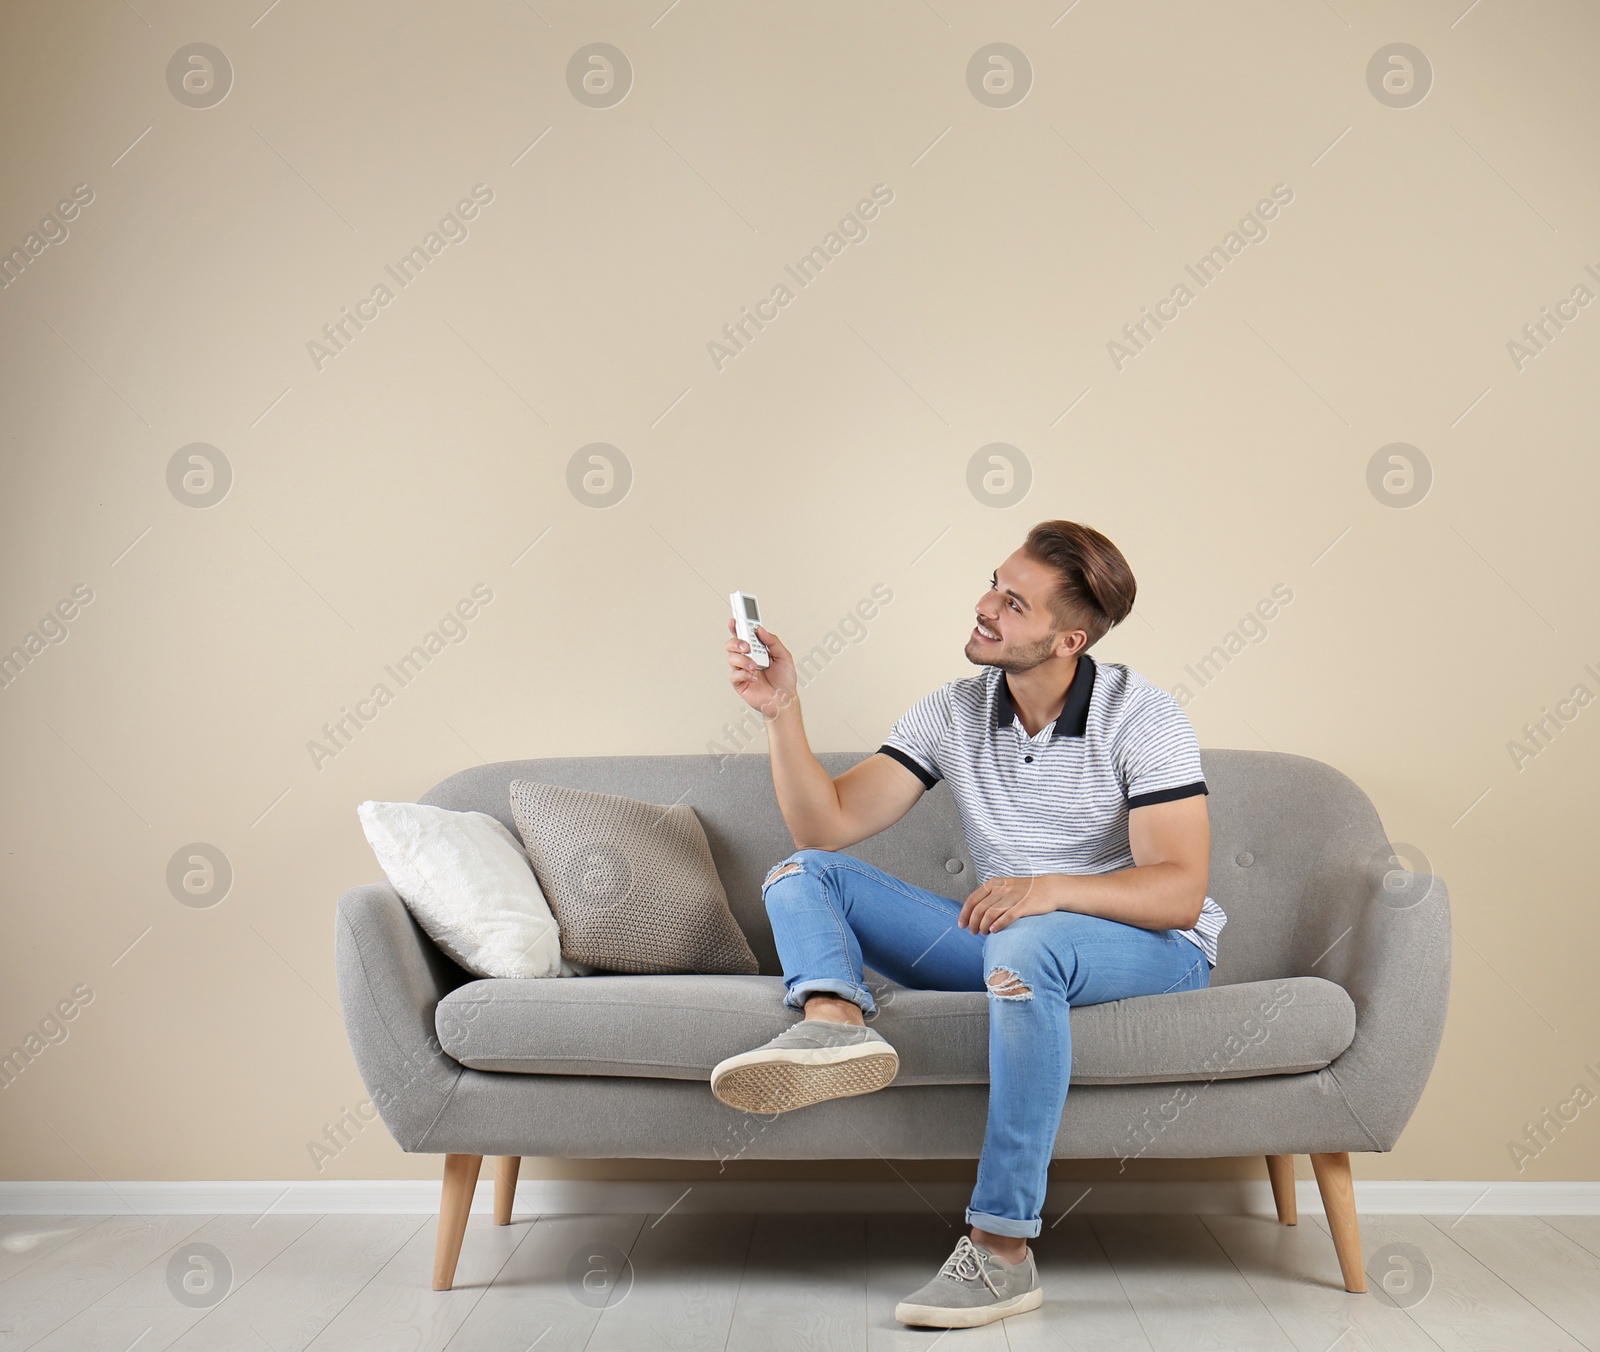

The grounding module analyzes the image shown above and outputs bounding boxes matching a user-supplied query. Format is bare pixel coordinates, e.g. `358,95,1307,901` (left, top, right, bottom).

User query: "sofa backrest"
419,747,1394,986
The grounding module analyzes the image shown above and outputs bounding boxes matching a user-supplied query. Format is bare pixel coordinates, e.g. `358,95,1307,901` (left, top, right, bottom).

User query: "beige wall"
2,0,1596,1189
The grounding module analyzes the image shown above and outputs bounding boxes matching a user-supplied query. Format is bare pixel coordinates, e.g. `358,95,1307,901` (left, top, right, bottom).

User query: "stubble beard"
964,630,1061,673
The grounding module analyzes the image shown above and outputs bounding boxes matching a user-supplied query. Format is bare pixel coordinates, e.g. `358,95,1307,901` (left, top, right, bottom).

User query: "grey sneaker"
709,1018,899,1114
894,1235,1043,1328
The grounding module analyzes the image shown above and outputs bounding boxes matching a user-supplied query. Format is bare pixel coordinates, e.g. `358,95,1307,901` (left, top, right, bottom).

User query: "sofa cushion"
508,779,759,976
355,800,590,980
435,974,1355,1086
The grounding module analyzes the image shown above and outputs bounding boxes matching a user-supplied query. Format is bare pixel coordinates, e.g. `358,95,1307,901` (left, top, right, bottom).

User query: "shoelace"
937,1236,1003,1297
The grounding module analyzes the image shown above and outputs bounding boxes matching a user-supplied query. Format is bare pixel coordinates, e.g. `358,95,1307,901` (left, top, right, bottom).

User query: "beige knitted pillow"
508,779,758,976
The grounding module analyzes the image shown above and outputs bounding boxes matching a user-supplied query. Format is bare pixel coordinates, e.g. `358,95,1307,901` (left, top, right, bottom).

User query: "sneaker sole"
894,1284,1043,1328
710,1044,899,1114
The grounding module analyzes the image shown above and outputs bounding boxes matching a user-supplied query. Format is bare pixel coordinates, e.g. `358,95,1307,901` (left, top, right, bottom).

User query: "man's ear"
1056,629,1086,659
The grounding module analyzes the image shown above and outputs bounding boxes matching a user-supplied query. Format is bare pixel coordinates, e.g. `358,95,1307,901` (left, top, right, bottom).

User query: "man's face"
964,549,1085,671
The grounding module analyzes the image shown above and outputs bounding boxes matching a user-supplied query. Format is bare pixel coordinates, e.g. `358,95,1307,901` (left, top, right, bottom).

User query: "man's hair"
1022,520,1137,651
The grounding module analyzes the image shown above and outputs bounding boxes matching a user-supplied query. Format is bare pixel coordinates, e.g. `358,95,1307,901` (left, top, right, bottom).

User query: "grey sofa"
334,749,1451,1292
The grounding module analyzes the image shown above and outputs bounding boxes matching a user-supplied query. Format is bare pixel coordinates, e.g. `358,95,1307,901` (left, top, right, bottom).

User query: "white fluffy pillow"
356,801,591,978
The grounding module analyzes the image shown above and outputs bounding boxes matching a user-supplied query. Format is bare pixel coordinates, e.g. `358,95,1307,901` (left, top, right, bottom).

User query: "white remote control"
730,591,770,669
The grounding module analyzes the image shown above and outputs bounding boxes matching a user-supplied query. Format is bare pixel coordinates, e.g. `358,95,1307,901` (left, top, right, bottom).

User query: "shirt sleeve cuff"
878,744,941,790
1127,779,1208,810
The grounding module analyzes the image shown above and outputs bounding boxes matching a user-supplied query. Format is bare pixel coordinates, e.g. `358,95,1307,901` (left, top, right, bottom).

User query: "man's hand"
958,876,1058,934
726,617,798,720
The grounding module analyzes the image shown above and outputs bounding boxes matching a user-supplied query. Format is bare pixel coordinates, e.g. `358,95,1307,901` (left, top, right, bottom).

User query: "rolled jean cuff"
784,978,879,1020
964,1207,1041,1239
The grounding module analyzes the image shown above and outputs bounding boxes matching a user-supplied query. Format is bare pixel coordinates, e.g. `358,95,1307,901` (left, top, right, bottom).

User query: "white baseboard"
2,1178,1596,1217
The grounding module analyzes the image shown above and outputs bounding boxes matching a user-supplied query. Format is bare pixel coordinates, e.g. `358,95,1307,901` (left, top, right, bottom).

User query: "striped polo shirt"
877,652,1227,966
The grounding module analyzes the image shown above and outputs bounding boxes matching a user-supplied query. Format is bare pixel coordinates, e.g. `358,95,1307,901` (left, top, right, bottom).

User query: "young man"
710,520,1225,1330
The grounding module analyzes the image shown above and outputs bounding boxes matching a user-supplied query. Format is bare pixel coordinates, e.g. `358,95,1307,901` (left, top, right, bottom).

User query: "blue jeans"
760,848,1211,1239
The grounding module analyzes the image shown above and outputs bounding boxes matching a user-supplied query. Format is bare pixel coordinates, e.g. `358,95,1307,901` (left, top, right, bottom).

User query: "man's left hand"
958,876,1057,934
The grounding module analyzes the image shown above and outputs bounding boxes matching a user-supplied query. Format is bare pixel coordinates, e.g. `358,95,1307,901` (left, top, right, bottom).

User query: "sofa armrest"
1291,853,1453,1152
334,881,472,1153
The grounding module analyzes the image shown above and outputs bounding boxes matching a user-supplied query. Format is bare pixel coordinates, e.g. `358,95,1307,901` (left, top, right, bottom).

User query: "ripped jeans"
760,848,1211,1239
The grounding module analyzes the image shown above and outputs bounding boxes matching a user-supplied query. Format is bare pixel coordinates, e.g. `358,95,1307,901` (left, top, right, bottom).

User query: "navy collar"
995,653,1096,739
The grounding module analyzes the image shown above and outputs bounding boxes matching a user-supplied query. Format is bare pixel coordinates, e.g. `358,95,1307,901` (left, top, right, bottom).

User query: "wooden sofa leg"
493,1156,521,1226
433,1153,483,1291
1310,1151,1367,1293
1265,1154,1297,1225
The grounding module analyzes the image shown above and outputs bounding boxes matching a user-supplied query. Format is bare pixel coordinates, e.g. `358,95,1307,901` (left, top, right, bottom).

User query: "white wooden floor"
1,1210,1597,1351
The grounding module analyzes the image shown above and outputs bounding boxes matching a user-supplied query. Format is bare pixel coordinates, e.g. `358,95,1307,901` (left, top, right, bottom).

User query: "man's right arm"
765,700,927,850
725,615,926,849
